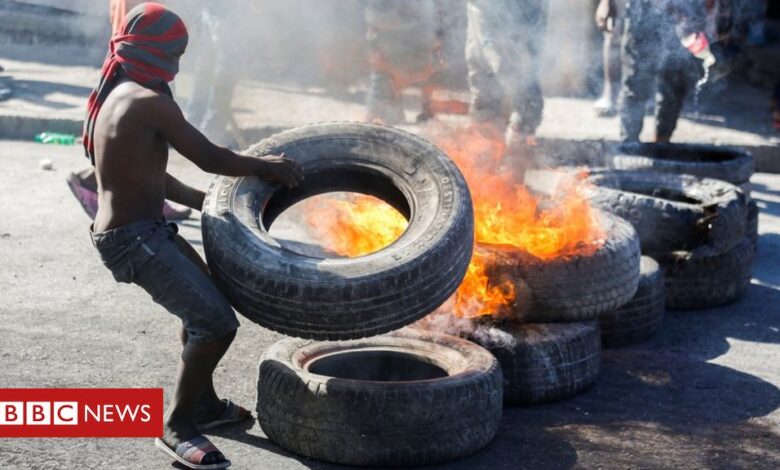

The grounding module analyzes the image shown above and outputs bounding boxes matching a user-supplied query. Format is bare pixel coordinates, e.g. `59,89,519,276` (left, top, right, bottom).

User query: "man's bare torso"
92,77,170,232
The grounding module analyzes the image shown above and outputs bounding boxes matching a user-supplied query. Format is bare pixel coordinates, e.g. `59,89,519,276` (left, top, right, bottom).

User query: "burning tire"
747,200,759,252
474,322,601,404
660,238,754,311
202,123,474,340
609,143,754,185
599,256,665,348
515,211,641,322
587,170,747,255
256,328,502,466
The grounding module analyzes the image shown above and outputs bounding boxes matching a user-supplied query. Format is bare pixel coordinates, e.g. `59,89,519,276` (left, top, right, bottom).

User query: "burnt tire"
256,328,503,466
474,322,601,404
660,237,754,311
587,170,747,255
599,256,665,348
515,211,641,322
609,142,754,185
202,122,473,340
747,200,759,252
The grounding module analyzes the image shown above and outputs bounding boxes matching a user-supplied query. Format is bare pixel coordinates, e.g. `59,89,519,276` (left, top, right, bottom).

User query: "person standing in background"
594,0,624,116
618,0,721,143
364,0,439,125
185,1,244,148
465,0,548,163
66,0,192,221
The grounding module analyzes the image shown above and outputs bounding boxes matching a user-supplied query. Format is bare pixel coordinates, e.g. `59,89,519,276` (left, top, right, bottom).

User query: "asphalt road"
1,140,780,469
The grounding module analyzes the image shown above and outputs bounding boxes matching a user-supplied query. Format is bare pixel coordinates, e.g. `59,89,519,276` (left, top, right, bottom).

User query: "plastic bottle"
34,132,77,145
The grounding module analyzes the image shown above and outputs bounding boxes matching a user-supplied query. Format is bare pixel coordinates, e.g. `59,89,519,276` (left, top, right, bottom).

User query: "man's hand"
254,153,304,188
595,0,615,32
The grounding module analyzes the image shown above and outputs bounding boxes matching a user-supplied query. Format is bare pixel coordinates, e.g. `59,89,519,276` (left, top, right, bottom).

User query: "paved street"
1,135,780,468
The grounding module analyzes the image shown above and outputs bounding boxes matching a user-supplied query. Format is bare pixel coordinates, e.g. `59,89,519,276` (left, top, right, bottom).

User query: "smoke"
413,300,516,349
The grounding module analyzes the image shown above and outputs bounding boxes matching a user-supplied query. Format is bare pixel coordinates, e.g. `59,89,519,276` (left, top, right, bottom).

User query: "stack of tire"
590,143,755,315
202,123,505,467
469,209,642,404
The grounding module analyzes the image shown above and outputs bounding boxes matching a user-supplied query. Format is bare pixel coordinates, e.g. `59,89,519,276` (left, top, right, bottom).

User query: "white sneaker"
594,94,616,117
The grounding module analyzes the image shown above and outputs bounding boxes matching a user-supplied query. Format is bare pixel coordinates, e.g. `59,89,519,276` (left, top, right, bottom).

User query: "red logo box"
0,388,163,438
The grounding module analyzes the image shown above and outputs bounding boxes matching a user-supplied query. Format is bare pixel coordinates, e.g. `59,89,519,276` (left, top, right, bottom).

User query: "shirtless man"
85,4,302,469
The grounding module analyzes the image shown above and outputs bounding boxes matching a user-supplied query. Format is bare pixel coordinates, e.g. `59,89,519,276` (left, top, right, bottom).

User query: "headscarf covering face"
83,2,188,164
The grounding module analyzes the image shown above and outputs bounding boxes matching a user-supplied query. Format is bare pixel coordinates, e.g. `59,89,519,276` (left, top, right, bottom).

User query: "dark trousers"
466,0,548,134
619,0,703,142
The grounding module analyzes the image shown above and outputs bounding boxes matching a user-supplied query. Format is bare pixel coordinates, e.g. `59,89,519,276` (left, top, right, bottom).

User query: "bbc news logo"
0,388,163,437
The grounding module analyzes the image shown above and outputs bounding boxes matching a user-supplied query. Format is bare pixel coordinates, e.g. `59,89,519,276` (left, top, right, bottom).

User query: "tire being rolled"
473,322,601,404
660,237,754,311
587,170,747,255
608,142,754,185
599,256,665,348
202,123,474,340
256,328,503,466
513,211,641,322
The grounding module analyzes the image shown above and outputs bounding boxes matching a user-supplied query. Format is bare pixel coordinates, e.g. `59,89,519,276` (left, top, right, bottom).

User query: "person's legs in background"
619,0,660,142
496,0,546,178
465,0,506,133
655,52,701,143
595,1,624,116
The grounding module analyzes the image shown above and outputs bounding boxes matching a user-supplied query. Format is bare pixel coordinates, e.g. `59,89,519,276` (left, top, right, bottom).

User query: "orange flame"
303,194,408,258
301,123,605,319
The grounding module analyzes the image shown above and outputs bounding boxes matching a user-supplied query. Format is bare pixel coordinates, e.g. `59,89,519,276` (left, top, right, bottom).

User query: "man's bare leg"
178,326,229,422
162,330,236,455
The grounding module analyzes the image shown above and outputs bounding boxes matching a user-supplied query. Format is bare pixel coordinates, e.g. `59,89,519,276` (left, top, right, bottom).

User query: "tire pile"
594,143,756,311
201,125,758,467
469,211,641,404
204,123,504,466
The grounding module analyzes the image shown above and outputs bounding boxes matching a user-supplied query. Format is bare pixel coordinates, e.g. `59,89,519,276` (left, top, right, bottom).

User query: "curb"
0,113,82,141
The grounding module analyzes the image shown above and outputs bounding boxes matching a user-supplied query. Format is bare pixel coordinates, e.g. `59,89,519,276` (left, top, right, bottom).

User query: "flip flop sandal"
155,435,231,469
65,173,98,219
196,400,252,432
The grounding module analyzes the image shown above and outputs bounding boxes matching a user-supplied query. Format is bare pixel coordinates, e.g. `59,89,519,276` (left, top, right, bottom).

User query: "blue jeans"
90,219,239,343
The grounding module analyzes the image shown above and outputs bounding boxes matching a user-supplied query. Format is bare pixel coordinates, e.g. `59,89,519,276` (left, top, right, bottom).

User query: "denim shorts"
90,219,239,343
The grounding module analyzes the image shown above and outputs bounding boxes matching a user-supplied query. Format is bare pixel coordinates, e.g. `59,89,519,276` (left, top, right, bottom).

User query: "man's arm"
143,93,302,186
165,173,205,211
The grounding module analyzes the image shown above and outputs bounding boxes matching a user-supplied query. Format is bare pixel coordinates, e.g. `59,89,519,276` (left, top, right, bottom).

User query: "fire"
454,249,516,318
301,123,605,319
303,194,408,258
432,123,605,262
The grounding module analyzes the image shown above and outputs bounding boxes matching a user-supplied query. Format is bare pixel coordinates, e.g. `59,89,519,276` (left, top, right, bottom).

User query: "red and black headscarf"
83,2,188,164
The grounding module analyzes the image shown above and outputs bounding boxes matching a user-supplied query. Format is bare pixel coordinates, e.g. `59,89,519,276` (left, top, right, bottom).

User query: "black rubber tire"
660,237,754,311
609,142,754,185
587,170,747,255
747,200,759,252
473,322,601,404
511,211,641,322
256,328,503,466
599,256,666,348
202,122,474,340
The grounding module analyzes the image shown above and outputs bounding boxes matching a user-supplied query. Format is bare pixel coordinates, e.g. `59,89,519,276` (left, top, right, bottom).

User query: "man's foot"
155,435,230,469
158,420,230,469
195,399,251,432
594,94,616,117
